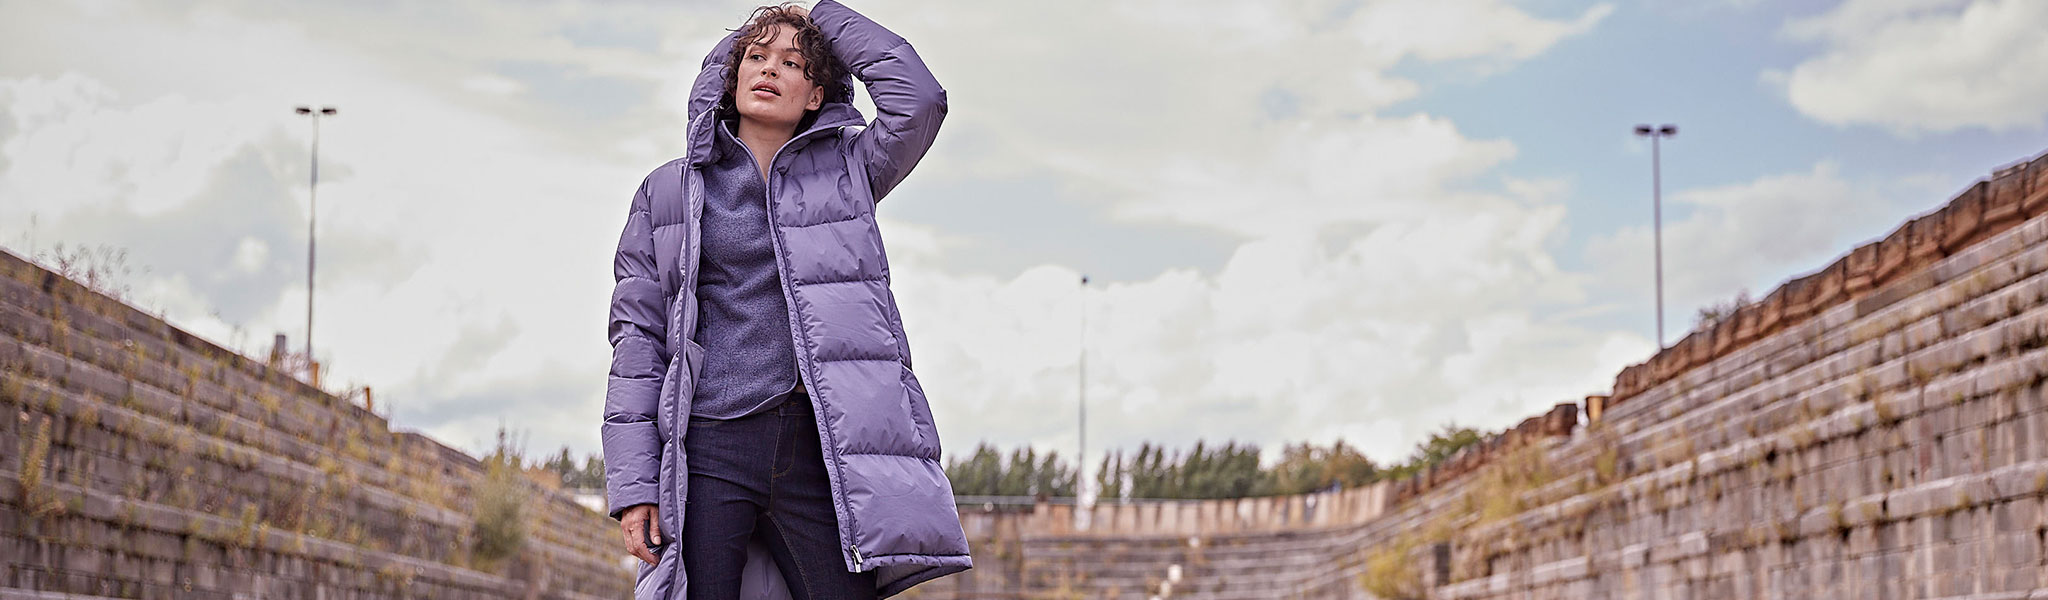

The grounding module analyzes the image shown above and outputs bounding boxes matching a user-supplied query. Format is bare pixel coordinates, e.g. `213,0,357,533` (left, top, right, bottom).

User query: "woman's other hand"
620,503,664,565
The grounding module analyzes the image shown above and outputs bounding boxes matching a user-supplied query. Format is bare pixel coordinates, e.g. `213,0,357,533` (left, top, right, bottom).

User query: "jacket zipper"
729,118,868,573
670,112,714,596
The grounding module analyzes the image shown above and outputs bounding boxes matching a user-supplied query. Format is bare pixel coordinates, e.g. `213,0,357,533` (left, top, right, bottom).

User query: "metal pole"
1634,123,1674,349
1078,275,1088,491
307,115,320,362
1652,135,1663,348
296,106,336,375
1077,274,1089,531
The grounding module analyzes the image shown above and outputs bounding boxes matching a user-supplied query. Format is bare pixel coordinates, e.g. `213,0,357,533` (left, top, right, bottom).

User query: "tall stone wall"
1402,151,2048,599
913,149,2048,599
0,249,631,598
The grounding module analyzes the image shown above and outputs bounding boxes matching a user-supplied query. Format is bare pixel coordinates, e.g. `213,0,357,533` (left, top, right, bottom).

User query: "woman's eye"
784,61,799,68
749,53,764,60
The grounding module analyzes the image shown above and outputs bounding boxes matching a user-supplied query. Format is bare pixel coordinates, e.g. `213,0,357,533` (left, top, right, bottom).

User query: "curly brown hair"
721,4,849,118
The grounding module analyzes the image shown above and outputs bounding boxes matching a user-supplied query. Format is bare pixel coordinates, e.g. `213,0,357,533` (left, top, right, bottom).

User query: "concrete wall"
0,248,630,598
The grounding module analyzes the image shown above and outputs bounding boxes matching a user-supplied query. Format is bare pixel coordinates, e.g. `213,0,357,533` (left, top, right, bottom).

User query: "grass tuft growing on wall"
1359,535,1425,600
470,431,530,570
18,417,66,518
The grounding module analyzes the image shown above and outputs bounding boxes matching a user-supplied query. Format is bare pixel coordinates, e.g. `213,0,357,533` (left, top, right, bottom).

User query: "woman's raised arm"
810,0,948,202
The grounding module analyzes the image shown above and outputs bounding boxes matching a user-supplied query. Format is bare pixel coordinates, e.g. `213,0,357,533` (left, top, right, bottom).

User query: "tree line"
538,447,606,489
946,424,1484,500
534,424,1488,501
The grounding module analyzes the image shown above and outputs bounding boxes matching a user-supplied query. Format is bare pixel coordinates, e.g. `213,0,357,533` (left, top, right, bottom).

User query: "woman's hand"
619,503,664,565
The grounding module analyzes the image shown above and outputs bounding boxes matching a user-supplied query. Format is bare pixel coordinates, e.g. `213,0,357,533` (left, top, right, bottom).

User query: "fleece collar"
686,101,864,168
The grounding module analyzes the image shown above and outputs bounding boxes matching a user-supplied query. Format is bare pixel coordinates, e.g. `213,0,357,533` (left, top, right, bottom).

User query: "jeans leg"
759,394,879,600
683,413,776,600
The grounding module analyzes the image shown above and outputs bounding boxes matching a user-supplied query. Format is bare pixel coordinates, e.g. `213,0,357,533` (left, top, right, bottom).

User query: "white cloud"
461,74,526,96
0,0,1630,470
231,237,268,273
1354,0,1613,65
0,1,677,457
882,0,1613,236
1581,161,1930,344
1773,0,2048,134
890,197,1641,465
855,0,1628,465
0,73,266,217
1117,114,1518,237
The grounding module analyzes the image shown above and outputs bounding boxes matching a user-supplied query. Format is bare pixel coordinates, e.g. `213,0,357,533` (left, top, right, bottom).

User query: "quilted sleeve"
811,0,949,203
601,174,670,521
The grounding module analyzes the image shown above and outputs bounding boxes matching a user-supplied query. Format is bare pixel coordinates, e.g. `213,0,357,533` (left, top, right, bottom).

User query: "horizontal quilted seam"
813,355,900,364
838,449,943,460
775,214,865,230
791,275,887,287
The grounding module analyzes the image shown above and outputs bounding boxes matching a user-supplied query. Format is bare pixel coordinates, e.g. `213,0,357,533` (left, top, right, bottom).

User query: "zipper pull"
850,544,864,570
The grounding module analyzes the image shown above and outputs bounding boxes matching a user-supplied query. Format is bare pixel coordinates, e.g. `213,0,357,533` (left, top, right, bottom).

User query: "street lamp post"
1077,274,1090,530
296,105,337,377
1633,124,1676,348
1078,275,1089,481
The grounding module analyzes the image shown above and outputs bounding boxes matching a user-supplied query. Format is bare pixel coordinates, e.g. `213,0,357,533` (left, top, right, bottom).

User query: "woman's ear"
806,86,824,111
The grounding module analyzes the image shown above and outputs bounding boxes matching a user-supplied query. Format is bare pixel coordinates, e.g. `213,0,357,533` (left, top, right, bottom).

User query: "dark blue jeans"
682,391,878,599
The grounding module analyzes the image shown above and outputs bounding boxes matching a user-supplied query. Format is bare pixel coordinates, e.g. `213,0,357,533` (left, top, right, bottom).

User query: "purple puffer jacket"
600,1,969,597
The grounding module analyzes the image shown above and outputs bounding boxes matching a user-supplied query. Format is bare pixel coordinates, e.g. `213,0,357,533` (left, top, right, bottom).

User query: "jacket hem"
868,554,973,598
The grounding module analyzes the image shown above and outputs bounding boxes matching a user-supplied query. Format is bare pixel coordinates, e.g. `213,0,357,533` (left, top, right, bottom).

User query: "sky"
3,0,2046,472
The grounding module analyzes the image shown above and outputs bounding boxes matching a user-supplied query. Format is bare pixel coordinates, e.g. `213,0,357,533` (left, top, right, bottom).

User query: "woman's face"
735,23,824,129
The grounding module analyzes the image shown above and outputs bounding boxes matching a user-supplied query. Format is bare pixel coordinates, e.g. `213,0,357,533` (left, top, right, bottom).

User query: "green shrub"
1359,536,1425,600
470,429,529,568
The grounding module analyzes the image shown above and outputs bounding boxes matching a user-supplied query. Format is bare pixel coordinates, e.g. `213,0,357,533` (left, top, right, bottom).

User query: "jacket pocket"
900,365,939,459
681,338,706,380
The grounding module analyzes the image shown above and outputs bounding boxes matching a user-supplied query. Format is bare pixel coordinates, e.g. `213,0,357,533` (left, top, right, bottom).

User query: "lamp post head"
295,106,339,116
321,107,338,115
295,106,312,115
1634,124,1678,138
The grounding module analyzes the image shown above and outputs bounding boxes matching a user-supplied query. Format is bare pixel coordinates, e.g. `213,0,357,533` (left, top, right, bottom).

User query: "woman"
600,2,969,598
